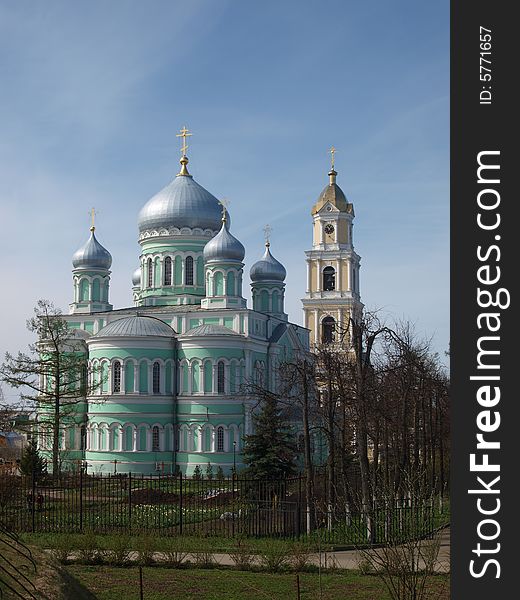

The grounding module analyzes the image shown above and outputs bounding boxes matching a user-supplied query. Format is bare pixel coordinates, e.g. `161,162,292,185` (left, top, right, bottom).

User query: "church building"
40,132,362,476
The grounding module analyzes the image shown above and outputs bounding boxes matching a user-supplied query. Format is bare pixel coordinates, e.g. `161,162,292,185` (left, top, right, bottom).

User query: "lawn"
66,566,451,600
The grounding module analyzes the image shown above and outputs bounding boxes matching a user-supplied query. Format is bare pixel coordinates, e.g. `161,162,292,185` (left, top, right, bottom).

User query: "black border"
451,1,516,595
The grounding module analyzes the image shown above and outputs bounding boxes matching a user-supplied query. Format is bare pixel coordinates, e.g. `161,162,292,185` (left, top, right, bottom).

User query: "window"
323,266,335,291
80,426,86,451
322,316,335,344
164,257,172,286
152,362,160,394
147,258,153,288
113,361,121,392
80,364,87,397
185,256,194,285
217,361,225,394
152,426,160,452
216,426,224,452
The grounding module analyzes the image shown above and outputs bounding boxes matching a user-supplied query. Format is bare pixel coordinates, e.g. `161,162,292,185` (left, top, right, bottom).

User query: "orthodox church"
47,131,361,476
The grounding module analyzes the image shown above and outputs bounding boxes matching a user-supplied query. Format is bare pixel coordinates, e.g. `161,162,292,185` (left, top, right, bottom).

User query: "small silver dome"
72,229,112,270
203,219,245,263
184,324,240,337
250,244,286,282
94,315,175,338
138,173,224,234
132,267,141,287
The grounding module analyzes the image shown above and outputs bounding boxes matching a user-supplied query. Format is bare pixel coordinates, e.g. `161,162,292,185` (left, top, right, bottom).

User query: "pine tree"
242,396,297,480
205,462,214,481
216,465,225,481
19,438,47,478
193,465,202,480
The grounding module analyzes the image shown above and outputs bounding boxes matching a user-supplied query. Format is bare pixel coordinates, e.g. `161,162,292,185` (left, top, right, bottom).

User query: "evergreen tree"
242,396,297,479
205,462,214,481
193,465,202,480
216,465,225,481
19,438,47,478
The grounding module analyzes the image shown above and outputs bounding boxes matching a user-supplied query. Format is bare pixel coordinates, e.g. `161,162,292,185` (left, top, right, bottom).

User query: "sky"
0,0,449,402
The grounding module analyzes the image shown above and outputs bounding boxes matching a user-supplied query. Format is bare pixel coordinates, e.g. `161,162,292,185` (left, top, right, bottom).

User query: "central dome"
138,160,223,234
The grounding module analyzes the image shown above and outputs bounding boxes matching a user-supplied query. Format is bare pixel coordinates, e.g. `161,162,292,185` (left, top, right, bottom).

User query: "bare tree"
0,300,102,475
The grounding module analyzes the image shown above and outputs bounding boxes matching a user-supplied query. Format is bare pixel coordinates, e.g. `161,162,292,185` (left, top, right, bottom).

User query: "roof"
94,315,175,338
183,324,241,337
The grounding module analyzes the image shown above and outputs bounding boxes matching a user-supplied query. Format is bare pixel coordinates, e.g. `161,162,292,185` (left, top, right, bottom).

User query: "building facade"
42,146,309,476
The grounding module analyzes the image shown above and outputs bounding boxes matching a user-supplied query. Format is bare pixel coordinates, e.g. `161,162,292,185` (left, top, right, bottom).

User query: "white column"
316,260,322,291
224,428,230,453
146,428,152,452
336,259,342,291
135,362,140,393
211,363,217,394
132,427,137,452
210,428,216,452
188,365,193,395
118,427,123,451
314,310,319,345
159,429,165,452
148,363,153,394
306,261,311,293
120,364,126,394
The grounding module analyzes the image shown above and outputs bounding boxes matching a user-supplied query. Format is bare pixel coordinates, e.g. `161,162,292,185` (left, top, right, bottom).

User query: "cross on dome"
330,146,336,170
263,224,272,246
176,126,192,156
90,207,97,232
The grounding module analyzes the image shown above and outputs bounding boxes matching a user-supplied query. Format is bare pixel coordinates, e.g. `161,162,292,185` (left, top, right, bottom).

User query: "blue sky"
0,0,449,401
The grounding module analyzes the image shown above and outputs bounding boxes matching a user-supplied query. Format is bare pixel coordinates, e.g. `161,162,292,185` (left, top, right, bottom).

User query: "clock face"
324,223,335,235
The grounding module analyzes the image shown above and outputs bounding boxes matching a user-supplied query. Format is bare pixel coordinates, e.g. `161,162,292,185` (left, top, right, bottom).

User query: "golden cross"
176,126,192,156
330,146,336,170
263,224,272,245
89,207,97,231
219,198,230,220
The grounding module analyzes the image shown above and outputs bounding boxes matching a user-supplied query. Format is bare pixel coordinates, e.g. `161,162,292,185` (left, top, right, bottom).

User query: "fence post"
232,472,236,538
179,472,183,535
31,469,36,534
79,467,83,533
128,471,132,534
296,476,301,538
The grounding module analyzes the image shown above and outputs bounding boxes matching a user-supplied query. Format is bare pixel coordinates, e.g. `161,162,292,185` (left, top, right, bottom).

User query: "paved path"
66,527,449,573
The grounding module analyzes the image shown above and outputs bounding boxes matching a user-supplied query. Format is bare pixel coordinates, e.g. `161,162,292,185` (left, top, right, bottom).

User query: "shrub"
190,549,217,569
289,541,312,572
136,535,156,566
228,536,255,571
161,537,190,568
105,534,132,566
78,532,102,564
49,535,71,564
258,539,289,572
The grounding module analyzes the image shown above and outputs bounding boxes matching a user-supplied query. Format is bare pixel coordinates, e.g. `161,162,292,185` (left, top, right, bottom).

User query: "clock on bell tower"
301,150,364,346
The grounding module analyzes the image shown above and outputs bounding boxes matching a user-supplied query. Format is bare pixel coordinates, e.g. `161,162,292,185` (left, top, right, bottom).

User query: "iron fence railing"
0,473,441,545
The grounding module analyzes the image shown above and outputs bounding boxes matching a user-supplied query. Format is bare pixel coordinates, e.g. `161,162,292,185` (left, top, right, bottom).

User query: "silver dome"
138,173,225,234
184,324,240,337
93,315,175,338
72,229,112,270
132,267,141,287
203,219,245,263
250,244,286,282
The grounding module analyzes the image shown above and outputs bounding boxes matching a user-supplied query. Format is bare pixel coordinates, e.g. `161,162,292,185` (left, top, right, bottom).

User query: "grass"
20,531,323,554
66,566,450,600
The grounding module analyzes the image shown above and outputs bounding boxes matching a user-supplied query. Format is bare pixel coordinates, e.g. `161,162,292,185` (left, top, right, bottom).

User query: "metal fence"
0,473,437,545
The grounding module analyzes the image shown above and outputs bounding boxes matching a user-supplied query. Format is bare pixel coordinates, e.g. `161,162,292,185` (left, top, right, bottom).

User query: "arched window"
113,361,121,392
152,426,160,452
80,363,87,397
323,266,336,291
147,258,153,288
322,316,336,344
185,256,194,285
216,426,224,452
217,361,225,394
152,362,160,394
80,426,86,451
164,257,172,286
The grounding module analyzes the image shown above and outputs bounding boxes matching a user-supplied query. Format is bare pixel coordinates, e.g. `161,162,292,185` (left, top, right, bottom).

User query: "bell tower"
301,150,363,346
